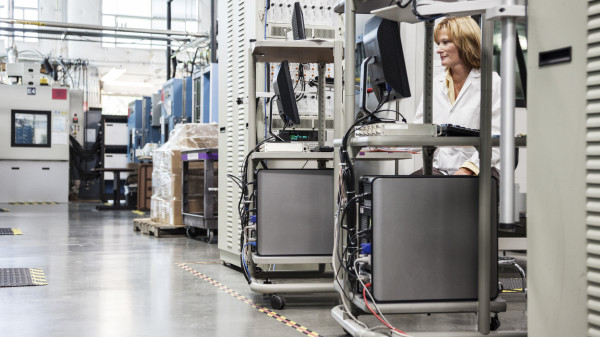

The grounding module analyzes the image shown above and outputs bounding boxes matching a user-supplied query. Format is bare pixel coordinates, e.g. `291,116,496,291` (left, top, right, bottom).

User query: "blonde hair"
434,17,481,70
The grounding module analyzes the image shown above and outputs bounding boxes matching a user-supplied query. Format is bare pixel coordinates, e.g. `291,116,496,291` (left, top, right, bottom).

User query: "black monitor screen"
292,2,306,40
11,110,51,147
273,60,301,126
363,16,411,101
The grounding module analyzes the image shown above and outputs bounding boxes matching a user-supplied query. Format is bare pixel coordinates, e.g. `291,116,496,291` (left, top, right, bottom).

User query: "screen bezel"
11,109,52,148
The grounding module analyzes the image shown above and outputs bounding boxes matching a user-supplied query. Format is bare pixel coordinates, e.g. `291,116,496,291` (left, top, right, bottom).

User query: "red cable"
362,283,409,336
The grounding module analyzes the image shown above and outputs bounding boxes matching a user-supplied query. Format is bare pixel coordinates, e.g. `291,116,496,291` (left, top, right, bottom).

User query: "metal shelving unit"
331,1,528,337
242,39,343,308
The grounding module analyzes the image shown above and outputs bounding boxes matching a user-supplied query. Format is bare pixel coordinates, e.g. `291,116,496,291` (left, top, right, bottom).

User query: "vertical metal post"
142,98,147,145
210,0,217,64
182,77,187,124
7,0,16,63
318,62,326,148
478,15,494,335
247,49,257,183
500,3,517,228
341,0,356,317
344,1,356,132
333,39,343,220
317,62,327,169
422,21,435,175
166,0,173,81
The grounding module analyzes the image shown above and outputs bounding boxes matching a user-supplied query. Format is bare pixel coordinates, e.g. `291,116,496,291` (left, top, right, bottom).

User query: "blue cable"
242,242,257,282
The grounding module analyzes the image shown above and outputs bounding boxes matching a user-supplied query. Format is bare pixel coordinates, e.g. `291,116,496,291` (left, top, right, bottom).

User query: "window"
12,0,39,43
11,110,51,147
101,0,199,50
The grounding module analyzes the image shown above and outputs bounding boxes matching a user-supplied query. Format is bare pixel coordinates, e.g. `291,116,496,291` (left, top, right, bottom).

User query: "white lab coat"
414,68,502,175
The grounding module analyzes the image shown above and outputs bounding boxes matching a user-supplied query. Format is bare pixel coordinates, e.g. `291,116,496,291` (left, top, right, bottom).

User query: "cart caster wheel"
186,226,199,238
490,314,501,331
206,230,215,243
270,295,286,310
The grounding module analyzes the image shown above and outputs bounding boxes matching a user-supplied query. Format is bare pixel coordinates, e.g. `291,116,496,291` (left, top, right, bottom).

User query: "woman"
413,16,501,178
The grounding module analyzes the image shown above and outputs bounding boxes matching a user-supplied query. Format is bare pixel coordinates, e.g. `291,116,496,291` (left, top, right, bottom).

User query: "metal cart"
181,148,218,243
331,1,528,336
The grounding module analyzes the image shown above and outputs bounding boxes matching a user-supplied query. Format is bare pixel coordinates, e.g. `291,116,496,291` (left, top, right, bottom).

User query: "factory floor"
0,202,527,337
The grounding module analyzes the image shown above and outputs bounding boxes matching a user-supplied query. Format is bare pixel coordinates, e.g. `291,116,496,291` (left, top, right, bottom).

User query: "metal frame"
244,39,343,299
331,1,527,336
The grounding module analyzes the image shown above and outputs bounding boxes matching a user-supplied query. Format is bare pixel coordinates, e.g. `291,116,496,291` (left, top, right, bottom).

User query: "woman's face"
436,28,462,68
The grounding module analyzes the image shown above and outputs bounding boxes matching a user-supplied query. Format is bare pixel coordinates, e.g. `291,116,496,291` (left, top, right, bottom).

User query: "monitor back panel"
256,169,334,256
369,176,498,302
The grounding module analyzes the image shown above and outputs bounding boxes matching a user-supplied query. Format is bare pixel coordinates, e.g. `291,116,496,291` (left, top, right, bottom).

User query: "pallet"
133,218,186,238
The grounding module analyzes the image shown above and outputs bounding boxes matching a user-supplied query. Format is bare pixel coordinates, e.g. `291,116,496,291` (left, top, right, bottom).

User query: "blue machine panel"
161,77,192,143
144,96,160,144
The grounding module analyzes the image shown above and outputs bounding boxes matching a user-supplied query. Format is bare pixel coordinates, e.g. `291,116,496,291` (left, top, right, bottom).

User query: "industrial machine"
127,96,158,163
146,94,161,145
127,99,143,163
161,77,192,143
0,86,75,202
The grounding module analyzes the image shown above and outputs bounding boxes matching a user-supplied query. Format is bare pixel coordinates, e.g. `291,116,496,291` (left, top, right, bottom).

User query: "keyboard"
438,124,480,137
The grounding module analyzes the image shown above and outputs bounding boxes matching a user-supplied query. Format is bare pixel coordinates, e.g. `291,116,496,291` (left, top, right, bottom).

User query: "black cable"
396,0,412,8
373,109,408,123
411,0,444,21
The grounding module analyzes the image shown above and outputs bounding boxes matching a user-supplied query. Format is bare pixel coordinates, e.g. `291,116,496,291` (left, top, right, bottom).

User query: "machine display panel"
11,110,51,147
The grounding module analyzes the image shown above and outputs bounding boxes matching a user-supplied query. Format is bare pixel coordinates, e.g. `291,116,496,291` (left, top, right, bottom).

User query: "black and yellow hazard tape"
29,268,48,286
0,268,47,287
178,263,320,336
500,278,526,293
9,202,58,205
132,210,146,215
0,228,22,235
0,208,10,212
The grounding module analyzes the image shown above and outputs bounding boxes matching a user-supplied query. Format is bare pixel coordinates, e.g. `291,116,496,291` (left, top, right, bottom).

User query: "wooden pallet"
133,218,186,238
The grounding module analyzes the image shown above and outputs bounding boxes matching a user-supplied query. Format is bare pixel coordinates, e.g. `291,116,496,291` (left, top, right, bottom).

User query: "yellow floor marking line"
29,268,48,286
132,210,146,215
0,208,10,212
178,263,320,336
12,229,23,235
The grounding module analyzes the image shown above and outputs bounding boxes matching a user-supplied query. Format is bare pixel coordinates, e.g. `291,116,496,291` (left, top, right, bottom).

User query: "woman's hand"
454,167,475,176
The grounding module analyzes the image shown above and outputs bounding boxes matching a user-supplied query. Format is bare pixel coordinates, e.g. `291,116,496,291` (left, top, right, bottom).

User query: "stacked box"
150,123,218,225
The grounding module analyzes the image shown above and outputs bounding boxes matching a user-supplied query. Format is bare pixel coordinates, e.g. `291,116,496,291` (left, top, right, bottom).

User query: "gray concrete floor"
0,202,526,337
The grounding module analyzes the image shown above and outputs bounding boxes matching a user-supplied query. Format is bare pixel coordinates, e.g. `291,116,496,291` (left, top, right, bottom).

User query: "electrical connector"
355,255,371,266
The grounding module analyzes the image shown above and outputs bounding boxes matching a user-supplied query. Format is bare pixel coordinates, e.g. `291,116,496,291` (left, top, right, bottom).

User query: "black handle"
539,47,571,67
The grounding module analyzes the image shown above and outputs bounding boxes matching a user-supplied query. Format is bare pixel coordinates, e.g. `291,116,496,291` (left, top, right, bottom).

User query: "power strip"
355,123,439,137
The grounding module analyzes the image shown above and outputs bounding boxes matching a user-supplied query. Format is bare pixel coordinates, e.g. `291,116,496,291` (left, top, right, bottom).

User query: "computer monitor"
273,60,301,126
292,2,306,40
362,16,411,103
